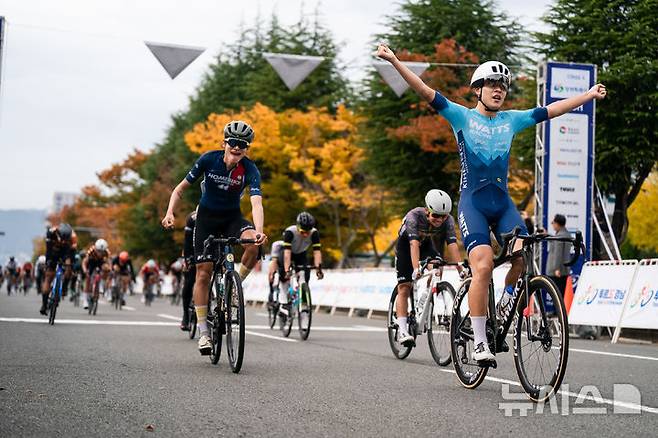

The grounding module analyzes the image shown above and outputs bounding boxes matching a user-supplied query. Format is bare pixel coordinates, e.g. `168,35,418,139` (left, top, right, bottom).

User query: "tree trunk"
373,239,397,267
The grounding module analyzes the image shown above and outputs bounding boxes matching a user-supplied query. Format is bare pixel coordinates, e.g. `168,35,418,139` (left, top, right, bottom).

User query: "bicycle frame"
50,263,65,303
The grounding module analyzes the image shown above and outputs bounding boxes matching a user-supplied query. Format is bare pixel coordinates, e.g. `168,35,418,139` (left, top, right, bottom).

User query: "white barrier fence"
242,265,511,316
569,259,658,343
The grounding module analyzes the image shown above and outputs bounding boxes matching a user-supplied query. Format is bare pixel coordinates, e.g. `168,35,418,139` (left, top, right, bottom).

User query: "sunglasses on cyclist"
428,212,447,220
483,77,509,91
225,138,250,150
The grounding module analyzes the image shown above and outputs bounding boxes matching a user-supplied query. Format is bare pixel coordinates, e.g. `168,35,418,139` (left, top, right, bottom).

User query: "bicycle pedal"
477,359,497,369
496,340,509,353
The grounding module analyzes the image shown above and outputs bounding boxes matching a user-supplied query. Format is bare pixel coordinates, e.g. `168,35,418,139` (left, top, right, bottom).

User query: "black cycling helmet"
58,223,73,240
296,211,316,231
224,120,255,144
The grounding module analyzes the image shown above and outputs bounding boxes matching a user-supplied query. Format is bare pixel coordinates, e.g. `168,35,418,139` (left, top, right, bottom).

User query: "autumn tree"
185,103,393,266
626,172,658,256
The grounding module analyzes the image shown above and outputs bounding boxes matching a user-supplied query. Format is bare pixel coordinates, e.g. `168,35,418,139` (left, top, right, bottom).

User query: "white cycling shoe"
397,329,415,347
473,342,495,362
198,335,212,356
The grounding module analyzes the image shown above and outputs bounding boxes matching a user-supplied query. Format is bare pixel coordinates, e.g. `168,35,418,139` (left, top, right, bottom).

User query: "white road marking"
437,369,658,414
122,306,136,311
567,347,658,363
157,314,180,321
255,313,270,317
0,317,178,326
245,330,298,343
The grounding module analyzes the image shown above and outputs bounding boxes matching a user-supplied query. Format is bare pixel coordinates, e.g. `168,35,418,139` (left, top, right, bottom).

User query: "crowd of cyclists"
6,48,607,399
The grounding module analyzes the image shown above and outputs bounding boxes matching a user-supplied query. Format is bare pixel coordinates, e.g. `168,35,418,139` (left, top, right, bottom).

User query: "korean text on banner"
619,259,658,330
568,260,638,327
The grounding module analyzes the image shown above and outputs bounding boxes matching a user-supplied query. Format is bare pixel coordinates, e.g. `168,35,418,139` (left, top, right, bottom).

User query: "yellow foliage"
627,173,658,253
184,103,391,265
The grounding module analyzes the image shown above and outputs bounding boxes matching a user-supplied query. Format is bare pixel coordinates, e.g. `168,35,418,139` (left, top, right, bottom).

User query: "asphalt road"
1,289,657,437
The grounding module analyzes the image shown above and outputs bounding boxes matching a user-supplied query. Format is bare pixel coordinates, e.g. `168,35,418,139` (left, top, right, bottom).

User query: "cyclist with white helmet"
35,255,47,296
376,44,606,360
161,120,267,355
395,190,462,346
82,238,111,309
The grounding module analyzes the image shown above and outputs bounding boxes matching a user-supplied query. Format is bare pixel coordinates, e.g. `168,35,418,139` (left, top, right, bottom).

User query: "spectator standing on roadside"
546,214,571,296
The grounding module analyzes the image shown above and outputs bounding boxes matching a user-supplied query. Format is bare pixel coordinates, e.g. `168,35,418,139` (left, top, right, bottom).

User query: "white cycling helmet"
425,189,452,215
95,239,108,252
470,60,511,89
147,259,156,269
38,255,46,264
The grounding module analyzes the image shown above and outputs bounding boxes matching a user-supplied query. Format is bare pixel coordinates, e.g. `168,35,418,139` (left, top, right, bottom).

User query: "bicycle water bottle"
417,290,429,312
496,283,517,322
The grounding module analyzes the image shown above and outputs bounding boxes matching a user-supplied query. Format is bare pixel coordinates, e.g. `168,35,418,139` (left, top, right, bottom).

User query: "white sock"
471,316,488,348
279,283,289,303
397,316,408,333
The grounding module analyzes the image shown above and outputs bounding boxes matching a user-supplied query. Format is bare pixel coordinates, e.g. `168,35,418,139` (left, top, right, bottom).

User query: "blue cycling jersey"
430,91,548,194
186,150,262,212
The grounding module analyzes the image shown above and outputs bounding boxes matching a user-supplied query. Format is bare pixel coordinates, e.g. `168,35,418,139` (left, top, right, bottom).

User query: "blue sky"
0,0,550,209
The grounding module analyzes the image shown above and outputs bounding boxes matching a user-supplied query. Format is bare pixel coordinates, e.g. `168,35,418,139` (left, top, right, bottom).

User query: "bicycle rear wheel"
298,283,312,340
225,271,245,373
514,276,569,402
428,281,455,366
189,307,198,339
387,286,414,360
450,278,488,389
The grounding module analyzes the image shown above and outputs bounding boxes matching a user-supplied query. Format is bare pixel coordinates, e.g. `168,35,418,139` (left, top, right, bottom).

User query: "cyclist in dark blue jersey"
377,44,606,361
162,120,267,355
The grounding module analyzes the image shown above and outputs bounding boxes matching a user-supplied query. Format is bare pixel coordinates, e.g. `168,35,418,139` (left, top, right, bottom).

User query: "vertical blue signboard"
542,61,596,271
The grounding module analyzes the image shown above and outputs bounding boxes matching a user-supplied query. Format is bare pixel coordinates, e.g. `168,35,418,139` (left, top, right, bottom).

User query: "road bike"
278,264,320,341
110,272,122,310
387,256,457,366
450,227,584,402
88,268,101,315
267,270,281,330
47,262,66,325
201,234,256,373
170,275,182,306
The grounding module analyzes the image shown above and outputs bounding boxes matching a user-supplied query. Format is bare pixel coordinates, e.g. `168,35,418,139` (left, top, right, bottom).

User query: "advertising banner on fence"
242,265,511,313
569,261,638,327
541,61,596,267
619,260,658,330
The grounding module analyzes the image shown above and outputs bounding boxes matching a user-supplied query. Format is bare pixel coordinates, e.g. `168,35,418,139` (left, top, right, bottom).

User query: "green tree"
122,11,349,261
360,0,524,211
536,0,658,244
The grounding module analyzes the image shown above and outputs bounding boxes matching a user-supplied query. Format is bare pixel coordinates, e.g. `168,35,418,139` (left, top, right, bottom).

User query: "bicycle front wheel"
386,286,414,360
428,281,455,366
450,278,488,389
514,276,569,402
298,283,312,340
225,271,245,373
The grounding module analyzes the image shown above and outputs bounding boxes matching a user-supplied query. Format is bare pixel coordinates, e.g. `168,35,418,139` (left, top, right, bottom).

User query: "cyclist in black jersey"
41,224,77,314
395,190,463,345
162,120,267,355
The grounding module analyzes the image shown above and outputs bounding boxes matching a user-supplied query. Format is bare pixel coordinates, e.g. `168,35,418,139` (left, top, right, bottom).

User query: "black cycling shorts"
394,233,440,285
193,206,255,263
46,246,74,270
274,251,310,282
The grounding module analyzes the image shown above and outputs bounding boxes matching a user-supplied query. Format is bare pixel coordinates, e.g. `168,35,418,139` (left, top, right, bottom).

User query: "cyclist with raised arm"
395,190,462,346
377,44,606,361
161,120,267,355
275,212,324,313
41,224,76,314
82,239,110,309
